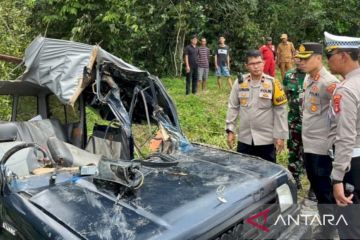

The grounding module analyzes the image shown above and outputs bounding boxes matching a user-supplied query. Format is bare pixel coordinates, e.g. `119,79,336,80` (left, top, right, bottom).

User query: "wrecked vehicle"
0,37,311,239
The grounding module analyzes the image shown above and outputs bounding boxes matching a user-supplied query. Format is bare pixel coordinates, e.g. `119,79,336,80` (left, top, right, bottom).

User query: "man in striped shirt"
197,37,210,92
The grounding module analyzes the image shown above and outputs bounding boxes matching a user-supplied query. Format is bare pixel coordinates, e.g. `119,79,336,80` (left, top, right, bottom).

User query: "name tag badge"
259,90,272,99
238,91,249,98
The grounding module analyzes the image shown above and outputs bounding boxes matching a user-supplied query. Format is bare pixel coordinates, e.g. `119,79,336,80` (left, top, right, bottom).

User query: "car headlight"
276,184,294,212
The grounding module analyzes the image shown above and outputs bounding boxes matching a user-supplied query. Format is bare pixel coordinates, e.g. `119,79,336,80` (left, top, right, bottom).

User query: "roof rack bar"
0,54,22,64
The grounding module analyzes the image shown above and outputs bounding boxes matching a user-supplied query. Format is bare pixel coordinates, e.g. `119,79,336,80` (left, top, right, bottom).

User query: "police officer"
296,42,340,238
283,57,306,189
226,50,288,162
325,31,360,240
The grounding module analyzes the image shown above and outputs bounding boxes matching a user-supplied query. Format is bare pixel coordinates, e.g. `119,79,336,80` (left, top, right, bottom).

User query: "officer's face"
246,56,264,77
299,54,322,73
327,50,343,75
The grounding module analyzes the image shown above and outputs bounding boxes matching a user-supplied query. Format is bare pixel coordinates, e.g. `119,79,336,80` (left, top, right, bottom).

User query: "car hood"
27,144,290,240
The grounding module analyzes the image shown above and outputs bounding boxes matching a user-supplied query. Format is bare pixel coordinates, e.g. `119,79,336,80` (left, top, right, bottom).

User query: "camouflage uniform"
283,68,306,187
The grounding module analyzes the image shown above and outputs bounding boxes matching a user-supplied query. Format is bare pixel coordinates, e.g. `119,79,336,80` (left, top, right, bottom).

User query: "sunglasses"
326,51,340,60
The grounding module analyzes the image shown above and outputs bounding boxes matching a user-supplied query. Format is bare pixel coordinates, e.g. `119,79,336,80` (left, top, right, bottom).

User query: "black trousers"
237,141,275,163
336,157,360,240
304,153,336,234
186,67,198,95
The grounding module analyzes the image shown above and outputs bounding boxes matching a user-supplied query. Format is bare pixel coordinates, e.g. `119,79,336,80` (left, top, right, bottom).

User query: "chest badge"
311,85,319,93
310,97,318,104
240,99,248,106
262,82,271,89
311,105,318,112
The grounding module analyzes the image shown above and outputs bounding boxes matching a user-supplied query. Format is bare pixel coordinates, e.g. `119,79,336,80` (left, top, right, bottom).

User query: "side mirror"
0,123,17,143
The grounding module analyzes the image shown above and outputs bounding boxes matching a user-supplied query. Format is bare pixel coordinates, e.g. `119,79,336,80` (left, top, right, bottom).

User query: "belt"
353,148,360,158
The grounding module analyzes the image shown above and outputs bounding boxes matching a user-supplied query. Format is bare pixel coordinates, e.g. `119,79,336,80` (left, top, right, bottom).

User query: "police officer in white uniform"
325,31,360,240
226,50,288,162
296,42,340,238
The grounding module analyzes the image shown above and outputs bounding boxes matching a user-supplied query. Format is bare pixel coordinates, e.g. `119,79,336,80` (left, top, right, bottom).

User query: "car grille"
213,196,281,240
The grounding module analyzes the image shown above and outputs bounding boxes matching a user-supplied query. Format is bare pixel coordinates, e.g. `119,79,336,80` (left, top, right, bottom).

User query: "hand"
274,139,284,154
333,183,353,207
227,132,235,149
186,66,190,73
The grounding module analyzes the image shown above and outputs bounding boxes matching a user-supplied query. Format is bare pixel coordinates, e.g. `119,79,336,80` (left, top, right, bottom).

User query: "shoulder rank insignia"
326,83,337,95
313,73,320,81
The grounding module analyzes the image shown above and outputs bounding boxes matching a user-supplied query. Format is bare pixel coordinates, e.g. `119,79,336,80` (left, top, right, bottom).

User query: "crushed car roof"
20,36,147,105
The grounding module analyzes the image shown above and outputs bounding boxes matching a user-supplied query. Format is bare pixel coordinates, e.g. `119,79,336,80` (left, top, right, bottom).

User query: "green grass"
162,75,230,148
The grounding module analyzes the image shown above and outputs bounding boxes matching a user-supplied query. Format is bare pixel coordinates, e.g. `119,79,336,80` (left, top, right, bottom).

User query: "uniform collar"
345,67,360,80
309,66,326,81
249,74,267,87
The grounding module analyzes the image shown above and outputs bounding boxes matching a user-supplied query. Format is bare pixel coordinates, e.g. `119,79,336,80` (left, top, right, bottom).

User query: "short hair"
219,35,225,39
190,34,198,40
245,50,262,63
340,48,360,61
201,37,206,41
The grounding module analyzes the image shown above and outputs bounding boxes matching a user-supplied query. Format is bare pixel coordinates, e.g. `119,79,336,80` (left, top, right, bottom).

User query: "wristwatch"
331,179,343,186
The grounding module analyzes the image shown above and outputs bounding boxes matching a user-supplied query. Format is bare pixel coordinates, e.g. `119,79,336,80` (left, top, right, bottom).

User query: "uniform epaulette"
243,73,251,81
263,74,274,81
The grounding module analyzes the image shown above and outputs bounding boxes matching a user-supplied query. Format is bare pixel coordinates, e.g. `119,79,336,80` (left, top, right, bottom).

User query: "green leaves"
2,0,360,78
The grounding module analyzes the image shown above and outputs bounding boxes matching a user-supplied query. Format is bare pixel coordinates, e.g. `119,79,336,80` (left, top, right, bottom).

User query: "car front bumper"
278,221,312,240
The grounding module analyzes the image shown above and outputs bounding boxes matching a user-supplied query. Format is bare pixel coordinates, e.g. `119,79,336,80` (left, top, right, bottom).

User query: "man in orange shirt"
277,33,296,80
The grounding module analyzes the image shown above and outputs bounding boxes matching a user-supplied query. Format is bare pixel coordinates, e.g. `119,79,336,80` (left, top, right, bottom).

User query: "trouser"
237,141,275,163
303,153,336,235
280,62,292,80
336,157,360,240
263,59,275,77
287,121,303,182
186,67,198,95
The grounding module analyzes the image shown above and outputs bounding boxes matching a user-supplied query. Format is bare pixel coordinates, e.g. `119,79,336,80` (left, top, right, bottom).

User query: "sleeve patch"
273,79,288,106
333,94,342,113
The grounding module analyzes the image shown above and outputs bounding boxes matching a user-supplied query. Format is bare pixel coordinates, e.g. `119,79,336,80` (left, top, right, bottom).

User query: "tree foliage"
1,0,360,77
0,0,31,79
